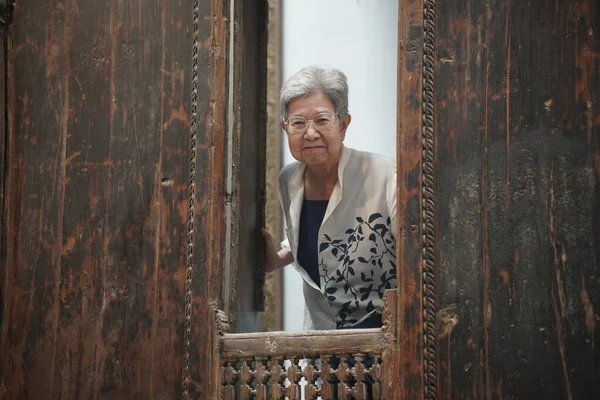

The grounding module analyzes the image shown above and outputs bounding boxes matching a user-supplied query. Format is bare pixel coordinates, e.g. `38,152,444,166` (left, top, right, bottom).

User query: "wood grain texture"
221,328,383,359
436,0,600,398
0,0,190,398
261,0,283,333
0,24,7,397
381,289,398,399
238,0,267,320
396,0,426,398
187,0,229,398
227,0,268,333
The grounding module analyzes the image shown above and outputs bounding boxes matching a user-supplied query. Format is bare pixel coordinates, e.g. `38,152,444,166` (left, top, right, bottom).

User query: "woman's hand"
261,228,293,272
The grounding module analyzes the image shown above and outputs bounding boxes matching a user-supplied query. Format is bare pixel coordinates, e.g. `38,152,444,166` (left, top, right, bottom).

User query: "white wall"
281,0,398,331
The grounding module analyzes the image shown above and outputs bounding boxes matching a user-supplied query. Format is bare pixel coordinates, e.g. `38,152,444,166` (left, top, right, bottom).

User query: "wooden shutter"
398,0,600,398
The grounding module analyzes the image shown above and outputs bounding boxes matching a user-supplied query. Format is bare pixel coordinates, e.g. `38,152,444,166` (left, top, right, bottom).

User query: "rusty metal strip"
422,0,437,398
183,0,200,398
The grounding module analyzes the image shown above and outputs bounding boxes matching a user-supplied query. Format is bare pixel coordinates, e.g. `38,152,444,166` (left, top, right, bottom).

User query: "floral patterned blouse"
279,145,397,330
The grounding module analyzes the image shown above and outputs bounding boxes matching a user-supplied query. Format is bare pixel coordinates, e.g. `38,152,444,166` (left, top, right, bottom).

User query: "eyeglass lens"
287,113,335,135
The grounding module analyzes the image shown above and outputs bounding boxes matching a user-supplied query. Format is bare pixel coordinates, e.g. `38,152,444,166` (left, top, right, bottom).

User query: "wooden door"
0,1,194,398
0,0,266,398
398,0,600,398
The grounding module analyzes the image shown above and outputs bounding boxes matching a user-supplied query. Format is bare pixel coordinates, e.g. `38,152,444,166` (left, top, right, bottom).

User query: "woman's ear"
340,114,352,140
280,120,286,131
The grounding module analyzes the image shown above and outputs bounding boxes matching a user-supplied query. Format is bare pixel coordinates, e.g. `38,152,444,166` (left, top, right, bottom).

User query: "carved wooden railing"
214,290,398,399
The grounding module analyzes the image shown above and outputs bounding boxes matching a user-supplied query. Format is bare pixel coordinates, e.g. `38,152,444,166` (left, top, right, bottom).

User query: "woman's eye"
292,121,305,127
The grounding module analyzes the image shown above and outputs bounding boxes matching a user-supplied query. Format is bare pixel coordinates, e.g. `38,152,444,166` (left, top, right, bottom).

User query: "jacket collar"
288,144,351,196
287,144,352,237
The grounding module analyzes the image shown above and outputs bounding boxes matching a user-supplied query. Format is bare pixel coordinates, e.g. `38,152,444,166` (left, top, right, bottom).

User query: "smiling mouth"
304,146,323,150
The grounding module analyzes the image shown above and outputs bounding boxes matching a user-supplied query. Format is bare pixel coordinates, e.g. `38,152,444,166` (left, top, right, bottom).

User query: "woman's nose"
304,123,320,139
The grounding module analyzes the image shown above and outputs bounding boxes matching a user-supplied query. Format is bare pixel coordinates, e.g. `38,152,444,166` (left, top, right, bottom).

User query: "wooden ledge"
221,328,384,360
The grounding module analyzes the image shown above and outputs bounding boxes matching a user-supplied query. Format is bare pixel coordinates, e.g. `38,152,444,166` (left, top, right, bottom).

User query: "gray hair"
280,66,349,123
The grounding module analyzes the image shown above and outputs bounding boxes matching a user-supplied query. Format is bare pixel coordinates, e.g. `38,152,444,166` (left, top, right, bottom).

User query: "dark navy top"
297,199,329,288
342,313,382,329
297,198,383,329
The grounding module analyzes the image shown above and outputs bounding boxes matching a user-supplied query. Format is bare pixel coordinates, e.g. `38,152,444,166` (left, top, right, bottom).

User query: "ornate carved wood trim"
217,290,398,399
397,0,438,398
187,0,230,398
422,0,438,398
183,1,201,397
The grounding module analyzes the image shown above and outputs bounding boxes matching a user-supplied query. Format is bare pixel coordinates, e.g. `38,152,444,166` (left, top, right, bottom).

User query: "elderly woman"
262,66,397,331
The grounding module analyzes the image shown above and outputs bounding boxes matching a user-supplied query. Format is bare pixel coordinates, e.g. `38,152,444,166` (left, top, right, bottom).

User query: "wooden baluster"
320,355,334,400
267,357,285,399
222,361,237,400
219,330,386,399
254,357,267,399
284,357,301,400
239,359,252,399
336,355,351,399
353,353,366,400
369,355,382,399
303,358,318,399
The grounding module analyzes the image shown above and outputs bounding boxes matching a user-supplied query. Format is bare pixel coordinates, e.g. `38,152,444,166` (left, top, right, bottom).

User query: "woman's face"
282,92,351,171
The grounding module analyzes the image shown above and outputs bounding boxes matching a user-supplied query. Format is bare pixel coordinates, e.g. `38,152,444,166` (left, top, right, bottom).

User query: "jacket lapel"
287,163,305,261
321,145,352,225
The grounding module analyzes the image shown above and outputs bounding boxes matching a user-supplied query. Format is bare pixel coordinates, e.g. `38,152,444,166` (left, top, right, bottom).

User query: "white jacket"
279,146,397,330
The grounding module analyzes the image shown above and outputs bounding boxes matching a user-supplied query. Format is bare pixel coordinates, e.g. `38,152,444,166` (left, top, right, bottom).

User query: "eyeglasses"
284,112,338,136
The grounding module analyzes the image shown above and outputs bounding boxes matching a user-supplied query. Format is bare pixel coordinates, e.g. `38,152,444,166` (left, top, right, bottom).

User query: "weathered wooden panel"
261,0,283,333
396,0,427,398
436,0,600,398
188,0,268,394
187,0,229,398
222,328,383,358
0,16,8,391
229,0,267,333
1,0,190,398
